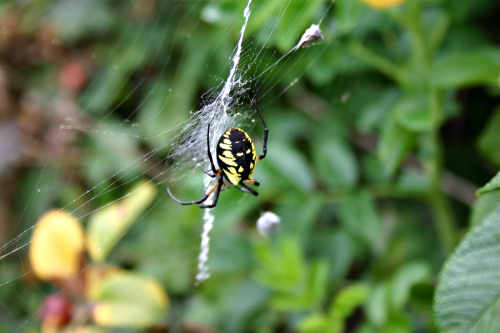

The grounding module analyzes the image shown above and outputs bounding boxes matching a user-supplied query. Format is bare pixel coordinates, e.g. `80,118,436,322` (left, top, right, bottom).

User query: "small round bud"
59,62,88,93
257,212,281,237
40,293,73,329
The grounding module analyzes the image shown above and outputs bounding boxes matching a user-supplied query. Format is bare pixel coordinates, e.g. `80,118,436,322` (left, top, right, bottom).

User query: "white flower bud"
257,212,281,237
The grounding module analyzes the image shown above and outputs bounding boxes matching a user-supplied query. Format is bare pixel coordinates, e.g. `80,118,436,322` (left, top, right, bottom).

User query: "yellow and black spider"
167,104,268,208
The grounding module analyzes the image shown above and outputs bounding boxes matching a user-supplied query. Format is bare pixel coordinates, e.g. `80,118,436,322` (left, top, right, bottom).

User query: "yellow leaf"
84,265,122,299
86,181,157,261
361,0,404,9
90,272,168,328
93,303,162,328
63,326,107,333
30,210,84,281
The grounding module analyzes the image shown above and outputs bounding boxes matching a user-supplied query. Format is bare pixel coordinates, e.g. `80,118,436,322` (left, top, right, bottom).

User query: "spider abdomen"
216,127,256,185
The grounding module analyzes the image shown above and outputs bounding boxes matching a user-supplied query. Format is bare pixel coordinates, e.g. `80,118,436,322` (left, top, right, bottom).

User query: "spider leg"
199,175,223,208
203,169,216,177
167,187,211,205
245,179,260,186
240,182,258,196
253,102,268,162
237,186,251,193
167,175,220,206
204,168,221,178
207,122,218,174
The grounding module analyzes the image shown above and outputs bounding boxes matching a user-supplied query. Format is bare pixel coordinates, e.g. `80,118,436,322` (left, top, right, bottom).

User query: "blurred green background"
1,0,500,332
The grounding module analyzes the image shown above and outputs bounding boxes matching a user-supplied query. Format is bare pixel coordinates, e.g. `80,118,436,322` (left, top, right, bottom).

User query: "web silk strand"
195,0,253,285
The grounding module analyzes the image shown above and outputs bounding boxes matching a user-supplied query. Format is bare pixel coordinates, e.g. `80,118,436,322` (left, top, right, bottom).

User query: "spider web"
0,0,334,328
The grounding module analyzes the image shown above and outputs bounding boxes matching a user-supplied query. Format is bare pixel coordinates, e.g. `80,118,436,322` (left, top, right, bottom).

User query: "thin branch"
349,42,406,84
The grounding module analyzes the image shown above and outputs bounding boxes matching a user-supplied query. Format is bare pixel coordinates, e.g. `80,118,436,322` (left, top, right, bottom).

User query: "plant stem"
399,1,457,253
349,42,405,84
427,130,456,253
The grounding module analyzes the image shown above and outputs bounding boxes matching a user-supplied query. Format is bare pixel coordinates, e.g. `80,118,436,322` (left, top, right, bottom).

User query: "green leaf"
394,93,436,132
393,169,431,195
366,283,389,326
272,193,324,240
390,261,430,309
432,47,500,89
255,238,330,312
366,286,411,332
302,282,377,333
69,327,107,333
87,181,157,261
246,0,286,35
478,108,500,166
81,23,169,114
356,324,378,333
270,260,329,311
381,312,411,333
335,0,369,35
316,231,357,280
466,297,500,333
307,260,331,308
329,284,370,320
338,191,381,252
138,80,177,151
217,280,269,333
49,0,114,42
435,207,500,332
183,296,218,329
90,272,168,328
83,121,143,184
471,191,500,226
307,41,367,85
254,237,305,293
357,89,399,133
267,141,314,191
274,0,324,51
377,115,415,177
313,136,358,190
478,109,500,165
94,303,164,328
299,314,334,333
362,154,390,184
477,172,500,196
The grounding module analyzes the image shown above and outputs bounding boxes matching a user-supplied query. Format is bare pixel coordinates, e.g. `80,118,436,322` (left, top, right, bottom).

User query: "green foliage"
299,284,370,333
435,207,500,332
338,190,381,252
478,107,500,166
25,181,166,330
87,181,157,261
49,0,114,42
90,273,168,328
254,237,330,311
394,92,437,132
313,134,358,189
476,171,500,196
471,191,500,226
365,262,431,331
2,0,500,332
431,48,500,89
377,115,415,177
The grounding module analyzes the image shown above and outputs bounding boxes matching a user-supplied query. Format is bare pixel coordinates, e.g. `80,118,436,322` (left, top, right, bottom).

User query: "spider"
167,104,268,208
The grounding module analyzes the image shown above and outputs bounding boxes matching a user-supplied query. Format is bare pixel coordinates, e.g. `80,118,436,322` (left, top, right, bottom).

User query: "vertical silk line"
195,175,215,284
195,0,253,285
218,0,253,113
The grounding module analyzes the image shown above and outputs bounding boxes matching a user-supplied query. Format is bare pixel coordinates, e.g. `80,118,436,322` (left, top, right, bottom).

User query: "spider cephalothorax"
167,104,268,208
217,127,256,185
